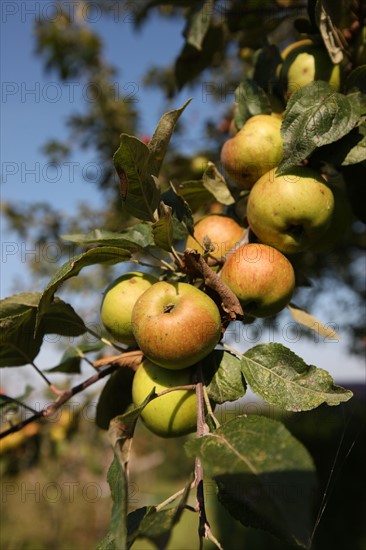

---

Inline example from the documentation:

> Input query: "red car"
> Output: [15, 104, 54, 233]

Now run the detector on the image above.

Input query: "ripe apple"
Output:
[246, 167, 335, 254]
[132, 359, 197, 438]
[132, 281, 222, 369]
[220, 114, 283, 189]
[185, 214, 245, 260]
[100, 271, 157, 345]
[279, 42, 341, 99]
[221, 243, 295, 317]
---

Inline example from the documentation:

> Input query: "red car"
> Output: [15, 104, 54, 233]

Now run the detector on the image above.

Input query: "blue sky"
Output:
[1, 3, 364, 391]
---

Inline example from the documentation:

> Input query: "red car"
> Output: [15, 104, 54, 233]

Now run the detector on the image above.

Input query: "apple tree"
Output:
[1, 1, 365, 549]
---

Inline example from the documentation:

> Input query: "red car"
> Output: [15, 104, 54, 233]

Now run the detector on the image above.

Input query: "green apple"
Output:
[246, 167, 335, 254]
[221, 243, 295, 317]
[132, 281, 222, 369]
[220, 114, 283, 189]
[280, 42, 341, 99]
[132, 359, 197, 438]
[185, 214, 245, 260]
[100, 271, 157, 345]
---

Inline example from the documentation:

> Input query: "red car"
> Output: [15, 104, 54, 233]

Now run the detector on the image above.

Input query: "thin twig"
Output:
[0, 362, 120, 440]
[155, 482, 195, 512]
[30, 361, 62, 394]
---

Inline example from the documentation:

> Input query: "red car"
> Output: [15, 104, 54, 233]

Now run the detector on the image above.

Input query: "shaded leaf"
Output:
[174, 180, 214, 212]
[45, 343, 103, 374]
[0, 309, 42, 367]
[161, 184, 194, 235]
[41, 300, 87, 337]
[175, 25, 225, 90]
[152, 202, 174, 251]
[202, 162, 235, 206]
[106, 454, 128, 550]
[0, 294, 87, 367]
[234, 79, 271, 129]
[127, 481, 191, 549]
[185, 415, 317, 548]
[96, 368, 135, 430]
[278, 82, 366, 172]
[316, 122, 366, 165]
[186, 1, 213, 50]
[148, 99, 192, 176]
[241, 343, 353, 412]
[287, 303, 340, 340]
[345, 66, 366, 94]
[36, 246, 131, 331]
[114, 134, 160, 222]
[202, 350, 246, 404]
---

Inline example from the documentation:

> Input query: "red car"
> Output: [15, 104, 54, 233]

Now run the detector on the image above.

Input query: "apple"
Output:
[132, 281, 222, 369]
[246, 167, 335, 254]
[221, 243, 295, 317]
[100, 271, 157, 345]
[279, 42, 341, 99]
[185, 214, 245, 261]
[220, 114, 283, 189]
[132, 359, 197, 438]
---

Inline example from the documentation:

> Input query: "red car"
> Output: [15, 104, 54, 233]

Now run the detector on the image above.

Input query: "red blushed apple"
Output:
[220, 243, 295, 317]
[132, 281, 222, 369]
[185, 214, 245, 261]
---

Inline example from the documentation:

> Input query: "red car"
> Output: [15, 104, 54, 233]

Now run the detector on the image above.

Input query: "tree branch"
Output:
[0, 351, 143, 440]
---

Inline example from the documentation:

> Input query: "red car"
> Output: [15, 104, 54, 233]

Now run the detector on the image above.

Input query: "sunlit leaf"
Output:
[241, 343, 353, 411]
[203, 162, 235, 205]
[278, 82, 366, 172]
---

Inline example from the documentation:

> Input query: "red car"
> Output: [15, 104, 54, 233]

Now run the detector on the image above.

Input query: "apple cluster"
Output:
[99, 38, 352, 440]
[100, 275, 222, 438]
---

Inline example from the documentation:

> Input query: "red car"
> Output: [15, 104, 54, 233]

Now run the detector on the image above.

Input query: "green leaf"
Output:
[161, 184, 194, 236]
[202, 162, 235, 205]
[127, 480, 192, 549]
[45, 343, 103, 374]
[41, 300, 87, 337]
[317, 122, 366, 165]
[241, 343, 353, 412]
[278, 82, 366, 172]
[345, 65, 366, 94]
[96, 368, 135, 430]
[106, 454, 128, 550]
[175, 180, 214, 212]
[234, 79, 272, 129]
[152, 202, 174, 251]
[0, 309, 42, 367]
[186, 415, 317, 548]
[61, 228, 147, 252]
[121, 223, 155, 248]
[0, 294, 87, 367]
[114, 134, 160, 222]
[186, 1, 213, 50]
[36, 246, 131, 331]
[202, 350, 246, 404]
[147, 99, 192, 177]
